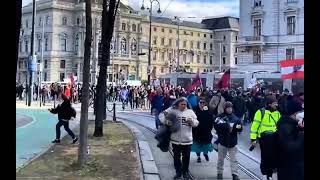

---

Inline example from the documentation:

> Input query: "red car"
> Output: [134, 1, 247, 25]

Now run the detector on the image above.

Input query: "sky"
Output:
[22, 0, 239, 22]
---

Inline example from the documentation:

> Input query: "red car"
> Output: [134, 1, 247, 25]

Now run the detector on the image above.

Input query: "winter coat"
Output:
[159, 107, 199, 145]
[192, 106, 214, 144]
[209, 95, 225, 115]
[152, 94, 164, 113]
[213, 113, 242, 148]
[50, 101, 76, 121]
[275, 115, 304, 180]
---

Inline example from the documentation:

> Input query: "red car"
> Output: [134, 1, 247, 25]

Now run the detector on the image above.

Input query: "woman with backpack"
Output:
[49, 94, 78, 144]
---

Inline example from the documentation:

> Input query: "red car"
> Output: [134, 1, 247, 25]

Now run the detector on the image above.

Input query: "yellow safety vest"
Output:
[250, 109, 281, 140]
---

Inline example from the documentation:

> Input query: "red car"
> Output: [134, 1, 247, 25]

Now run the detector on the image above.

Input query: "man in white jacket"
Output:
[159, 97, 199, 180]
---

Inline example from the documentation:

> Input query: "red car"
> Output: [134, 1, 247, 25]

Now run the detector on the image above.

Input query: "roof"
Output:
[151, 16, 210, 30]
[201, 16, 239, 30]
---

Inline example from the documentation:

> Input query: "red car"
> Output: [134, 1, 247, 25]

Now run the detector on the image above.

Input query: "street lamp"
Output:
[141, 0, 161, 85]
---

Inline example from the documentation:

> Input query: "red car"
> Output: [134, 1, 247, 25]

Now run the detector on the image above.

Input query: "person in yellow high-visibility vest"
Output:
[250, 96, 281, 180]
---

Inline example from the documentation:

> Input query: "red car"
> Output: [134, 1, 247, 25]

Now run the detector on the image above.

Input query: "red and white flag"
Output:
[280, 59, 304, 80]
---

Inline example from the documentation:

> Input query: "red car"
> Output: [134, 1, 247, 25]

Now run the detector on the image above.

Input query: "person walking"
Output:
[159, 97, 199, 180]
[152, 88, 164, 129]
[49, 94, 78, 144]
[192, 99, 214, 163]
[214, 102, 242, 180]
[250, 96, 281, 180]
[275, 99, 304, 180]
[209, 90, 225, 116]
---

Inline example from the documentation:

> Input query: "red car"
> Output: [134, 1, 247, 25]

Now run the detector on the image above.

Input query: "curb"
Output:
[121, 120, 161, 180]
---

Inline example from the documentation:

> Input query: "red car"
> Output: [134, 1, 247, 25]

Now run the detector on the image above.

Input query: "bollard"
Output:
[113, 102, 116, 122]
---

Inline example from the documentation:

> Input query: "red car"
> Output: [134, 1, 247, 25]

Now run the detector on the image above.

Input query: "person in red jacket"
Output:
[64, 83, 71, 99]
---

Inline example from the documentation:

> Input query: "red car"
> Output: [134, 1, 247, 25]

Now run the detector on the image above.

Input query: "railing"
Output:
[245, 36, 264, 41]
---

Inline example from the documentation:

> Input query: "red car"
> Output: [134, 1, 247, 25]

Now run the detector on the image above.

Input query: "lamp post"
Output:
[141, 0, 161, 85]
[174, 16, 181, 72]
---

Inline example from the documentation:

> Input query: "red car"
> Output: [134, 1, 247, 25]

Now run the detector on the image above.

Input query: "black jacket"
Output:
[276, 115, 304, 180]
[232, 96, 246, 118]
[192, 106, 214, 144]
[50, 101, 76, 121]
[214, 113, 242, 148]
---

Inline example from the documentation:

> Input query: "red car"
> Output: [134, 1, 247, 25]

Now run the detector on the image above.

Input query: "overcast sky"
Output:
[22, 0, 239, 22]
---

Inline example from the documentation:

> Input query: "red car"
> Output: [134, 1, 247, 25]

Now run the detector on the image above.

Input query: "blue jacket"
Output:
[152, 95, 164, 112]
[187, 94, 198, 109]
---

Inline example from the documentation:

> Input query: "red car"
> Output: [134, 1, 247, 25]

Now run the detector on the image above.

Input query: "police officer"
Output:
[250, 96, 281, 180]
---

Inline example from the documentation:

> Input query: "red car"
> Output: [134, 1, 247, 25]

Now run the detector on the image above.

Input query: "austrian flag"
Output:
[280, 59, 304, 80]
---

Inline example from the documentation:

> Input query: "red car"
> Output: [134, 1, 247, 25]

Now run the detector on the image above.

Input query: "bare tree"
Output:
[16, 0, 22, 75]
[78, 0, 92, 166]
[93, 0, 120, 137]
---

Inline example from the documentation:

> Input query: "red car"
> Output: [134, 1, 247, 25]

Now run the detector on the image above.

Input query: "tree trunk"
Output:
[93, 0, 120, 137]
[16, 0, 22, 75]
[78, 0, 92, 167]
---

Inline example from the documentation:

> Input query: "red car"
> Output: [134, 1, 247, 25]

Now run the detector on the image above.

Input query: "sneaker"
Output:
[204, 154, 209, 161]
[72, 137, 78, 144]
[232, 174, 240, 180]
[52, 139, 60, 143]
[217, 174, 223, 179]
[182, 172, 191, 180]
[197, 157, 201, 163]
[173, 173, 182, 180]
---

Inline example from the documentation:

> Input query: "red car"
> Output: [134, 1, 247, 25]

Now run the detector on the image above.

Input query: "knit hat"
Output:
[265, 96, 277, 105]
[224, 101, 233, 109]
[286, 99, 303, 116]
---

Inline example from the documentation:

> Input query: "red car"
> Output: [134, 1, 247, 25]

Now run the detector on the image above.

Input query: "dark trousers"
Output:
[56, 120, 75, 140]
[172, 144, 192, 175]
[259, 133, 276, 177]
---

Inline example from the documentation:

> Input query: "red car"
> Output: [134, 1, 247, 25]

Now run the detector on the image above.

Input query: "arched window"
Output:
[131, 38, 137, 55]
[121, 37, 127, 54]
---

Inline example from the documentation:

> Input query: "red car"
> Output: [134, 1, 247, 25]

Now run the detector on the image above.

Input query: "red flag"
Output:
[187, 73, 202, 92]
[218, 69, 230, 89]
[280, 59, 304, 80]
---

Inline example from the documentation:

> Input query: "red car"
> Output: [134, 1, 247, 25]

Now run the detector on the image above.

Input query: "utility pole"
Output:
[28, 0, 36, 106]
[39, 19, 45, 107]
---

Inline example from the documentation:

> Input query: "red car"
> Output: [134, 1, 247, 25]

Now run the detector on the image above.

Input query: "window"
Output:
[183, 54, 186, 63]
[46, 16, 50, 25]
[121, 37, 127, 54]
[254, 19, 262, 38]
[45, 37, 48, 51]
[161, 67, 164, 73]
[287, 16, 296, 35]
[19, 61, 23, 69]
[235, 35, 238, 41]
[183, 41, 187, 48]
[235, 57, 238, 64]
[19, 41, 22, 52]
[169, 39, 172, 46]
[152, 51, 157, 61]
[122, 23, 126, 30]
[140, 27, 143, 32]
[286, 48, 295, 60]
[60, 35, 67, 51]
[44, 72, 47, 81]
[37, 38, 41, 52]
[26, 20, 28, 28]
[176, 30, 178, 34]
[60, 60, 66, 68]
[203, 43, 206, 50]
[38, 17, 42, 27]
[161, 52, 165, 61]
[191, 32, 193, 36]
[176, 39, 179, 47]
[223, 35, 226, 41]
[161, 38, 165, 45]
[210, 43, 212, 50]
[75, 34, 79, 54]
[197, 55, 200, 63]
[203, 55, 207, 64]
[77, 18, 80, 26]
[153, 37, 157, 45]
[60, 73, 65, 81]
[210, 34, 213, 39]
[190, 41, 193, 49]
[44, 60, 48, 69]
[253, 49, 261, 63]
[25, 40, 28, 52]
[132, 24, 136, 32]
[204, 34, 206, 38]
[235, 47, 238, 53]
[184, 31, 187, 35]
[168, 53, 172, 61]
[254, 0, 262, 7]
[154, 27, 157, 32]
[197, 42, 200, 49]
[198, 33, 200, 37]
[223, 57, 226, 65]
[223, 45, 226, 53]
[161, 28, 164, 32]
[190, 53, 194, 63]
[169, 29, 172, 33]
[62, 17, 67, 25]
[210, 56, 213, 64]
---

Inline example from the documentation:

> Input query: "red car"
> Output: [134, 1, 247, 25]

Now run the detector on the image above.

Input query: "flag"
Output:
[187, 72, 202, 92]
[217, 69, 230, 89]
[280, 59, 304, 80]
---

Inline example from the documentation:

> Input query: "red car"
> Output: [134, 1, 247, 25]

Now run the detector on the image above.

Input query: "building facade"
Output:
[17, 0, 239, 84]
[237, 0, 304, 73]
